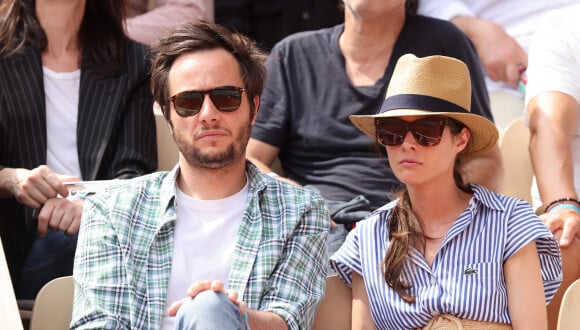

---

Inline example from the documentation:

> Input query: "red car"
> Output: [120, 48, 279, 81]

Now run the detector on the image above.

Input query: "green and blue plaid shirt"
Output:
[71, 162, 329, 330]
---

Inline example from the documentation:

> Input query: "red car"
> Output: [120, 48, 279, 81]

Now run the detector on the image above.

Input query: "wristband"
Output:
[549, 203, 580, 214]
[244, 311, 249, 324]
[544, 197, 580, 213]
[266, 172, 280, 178]
[68, 191, 95, 202]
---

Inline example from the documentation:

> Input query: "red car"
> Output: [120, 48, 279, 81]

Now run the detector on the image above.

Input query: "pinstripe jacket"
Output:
[0, 39, 158, 283]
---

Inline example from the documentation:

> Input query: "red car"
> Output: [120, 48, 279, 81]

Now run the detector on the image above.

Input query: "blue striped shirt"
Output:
[330, 184, 562, 329]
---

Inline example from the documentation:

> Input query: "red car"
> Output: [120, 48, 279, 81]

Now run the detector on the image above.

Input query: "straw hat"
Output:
[349, 54, 498, 157]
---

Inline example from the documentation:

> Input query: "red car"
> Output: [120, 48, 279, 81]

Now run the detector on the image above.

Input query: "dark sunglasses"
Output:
[168, 86, 246, 117]
[375, 117, 449, 147]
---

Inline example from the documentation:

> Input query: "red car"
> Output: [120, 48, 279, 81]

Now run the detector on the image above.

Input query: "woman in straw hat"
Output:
[330, 54, 562, 329]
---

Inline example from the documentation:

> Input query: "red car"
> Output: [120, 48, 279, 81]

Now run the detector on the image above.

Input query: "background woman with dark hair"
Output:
[0, 0, 157, 299]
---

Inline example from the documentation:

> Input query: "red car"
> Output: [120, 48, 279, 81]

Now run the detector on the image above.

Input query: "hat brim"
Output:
[350, 109, 498, 157]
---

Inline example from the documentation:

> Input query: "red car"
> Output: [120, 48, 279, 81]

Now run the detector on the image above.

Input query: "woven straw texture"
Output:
[423, 314, 512, 330]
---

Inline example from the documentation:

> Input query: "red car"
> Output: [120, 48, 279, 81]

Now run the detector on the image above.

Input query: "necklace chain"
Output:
[423, 233, 445, 240]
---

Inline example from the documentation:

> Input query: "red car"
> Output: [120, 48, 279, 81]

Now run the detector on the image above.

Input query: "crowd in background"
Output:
[1, 0, 579, 329]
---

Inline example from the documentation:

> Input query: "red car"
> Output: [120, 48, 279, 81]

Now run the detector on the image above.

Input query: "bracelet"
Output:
[549, 203, 580, 214]
[544, 197, 580, 213]
[68, 191, 95, 201]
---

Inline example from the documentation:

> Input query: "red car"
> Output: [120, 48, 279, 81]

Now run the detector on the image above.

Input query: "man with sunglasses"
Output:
[71, 21, 329, 330]
[246, 0, 503, 258]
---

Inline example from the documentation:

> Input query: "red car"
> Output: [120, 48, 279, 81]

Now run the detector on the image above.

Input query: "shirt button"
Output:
[302, 11, 310, 20]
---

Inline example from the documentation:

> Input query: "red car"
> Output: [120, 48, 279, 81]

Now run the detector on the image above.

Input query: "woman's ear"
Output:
[455, 127, 471, 154]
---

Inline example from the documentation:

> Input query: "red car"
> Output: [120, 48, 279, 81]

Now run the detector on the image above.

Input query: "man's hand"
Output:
[167, 280, 247, 317]
[540, 209, 580, 247]
[37, 198, 84, 237]
[8, 165, 78, 208]
[452, 16, 527, 87]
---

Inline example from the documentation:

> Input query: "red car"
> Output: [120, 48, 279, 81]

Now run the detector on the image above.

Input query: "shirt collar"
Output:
[158, 161, 269, 219]
[375, 183, 506, 215]
[468, 183, 506, 212]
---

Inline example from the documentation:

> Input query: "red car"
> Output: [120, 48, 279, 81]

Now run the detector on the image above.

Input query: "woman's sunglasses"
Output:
[168, 86, 246, 117]
[375, 117, 449, 147]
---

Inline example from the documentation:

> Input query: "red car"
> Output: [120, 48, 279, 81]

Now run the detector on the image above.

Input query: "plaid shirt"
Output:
[71, 162, 329, 330]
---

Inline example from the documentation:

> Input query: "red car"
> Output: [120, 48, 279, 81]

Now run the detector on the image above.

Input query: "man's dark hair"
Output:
[149, 21, 268, 121]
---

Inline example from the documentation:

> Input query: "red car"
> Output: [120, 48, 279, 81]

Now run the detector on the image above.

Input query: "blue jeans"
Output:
[326, 224, 349, 275]
[174, 291, 250, 330]
[17, 230, 77, 299]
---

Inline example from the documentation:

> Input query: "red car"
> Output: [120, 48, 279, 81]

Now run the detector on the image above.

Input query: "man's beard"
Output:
[174, 123, 251, 169]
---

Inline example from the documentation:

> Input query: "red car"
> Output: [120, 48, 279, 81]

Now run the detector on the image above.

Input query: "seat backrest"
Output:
[498, 117, 533, 204]
[557, 278, 580, 330]
[155, 112, 180, 171]
[312, 275, 352, 330]
[26, 274, 352, 329]
[0, 237, 23, 330]
[29, 276, 74, 330]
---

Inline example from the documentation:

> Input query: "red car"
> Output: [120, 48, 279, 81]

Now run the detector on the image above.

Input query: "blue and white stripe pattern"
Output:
[330, 184, 562, 330]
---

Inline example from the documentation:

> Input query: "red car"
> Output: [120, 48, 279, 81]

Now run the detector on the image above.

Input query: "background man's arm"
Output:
[461, 144, 504, 192]
[246, 138, 300, 186]
[528, 92, 580, 245]
[125, 0, 214, 44]
[418, 0, 527, 87]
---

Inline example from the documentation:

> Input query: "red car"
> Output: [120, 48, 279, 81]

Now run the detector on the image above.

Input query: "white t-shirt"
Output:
[523, 4, 580, 208]
[160, 179, 249, 330]
[44, 67, 82, 179]
[418, 0, 580, 95]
